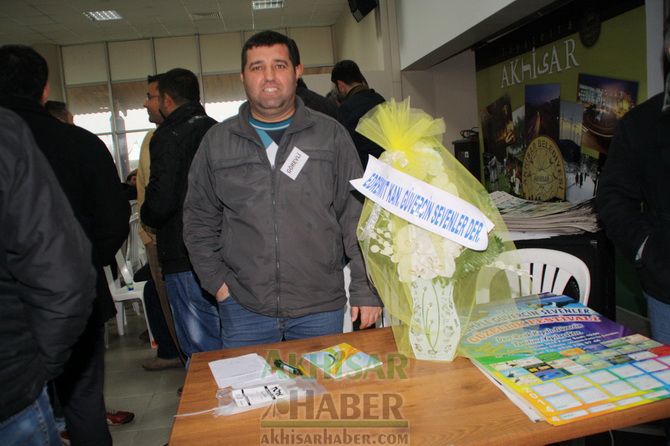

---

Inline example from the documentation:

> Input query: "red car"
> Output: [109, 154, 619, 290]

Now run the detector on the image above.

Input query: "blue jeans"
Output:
[0, 387, 60, 446]
[144, 277, 180, 359]
[645, 293, 670, 445]
[218, 296, 344, 349]
[164, 271, 222, 357]
[646, 293, 670, 345]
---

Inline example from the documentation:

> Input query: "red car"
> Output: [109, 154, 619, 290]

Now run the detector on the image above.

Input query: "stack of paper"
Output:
[460, 294, 670, 426]
[490, 191, 599, 235]
[208, 353, 287, 389]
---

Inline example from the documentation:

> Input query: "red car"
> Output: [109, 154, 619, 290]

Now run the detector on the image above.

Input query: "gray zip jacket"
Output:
[183, 98, 380, 317]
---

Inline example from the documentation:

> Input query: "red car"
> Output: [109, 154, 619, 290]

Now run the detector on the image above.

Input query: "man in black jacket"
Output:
[296, 78, 337, 118]
[141, 68, 220, 357]
[331, 59, 385, 168]
[597, 91, 670, 345]
[0, 107, 96, 445]
[0, 45, 130, 446]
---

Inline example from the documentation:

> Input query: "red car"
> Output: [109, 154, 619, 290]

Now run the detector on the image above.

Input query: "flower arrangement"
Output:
[354, 99, 515, 361]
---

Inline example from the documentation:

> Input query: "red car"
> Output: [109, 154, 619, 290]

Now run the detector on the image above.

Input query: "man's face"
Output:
[143, 81, 163, 124]
[241, 44, 303, 122]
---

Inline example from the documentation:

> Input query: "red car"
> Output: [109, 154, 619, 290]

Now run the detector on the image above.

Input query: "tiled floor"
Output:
[104, 307, 185, 446]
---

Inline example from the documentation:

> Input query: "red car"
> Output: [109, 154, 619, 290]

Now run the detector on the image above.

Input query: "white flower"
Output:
[394, 225, 463, 283]
[430, 173, 459, 196]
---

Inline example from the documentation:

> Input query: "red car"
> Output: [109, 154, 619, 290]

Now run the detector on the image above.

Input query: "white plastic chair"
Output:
[477, 248, 591, 305]
[125, 209, 147, 273]
[104, 250, 154, 347]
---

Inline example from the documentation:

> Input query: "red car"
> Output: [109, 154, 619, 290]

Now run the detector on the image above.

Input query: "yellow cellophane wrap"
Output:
[355, 99, 538, 361]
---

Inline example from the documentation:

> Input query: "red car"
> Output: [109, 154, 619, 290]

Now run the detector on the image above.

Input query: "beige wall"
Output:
[399, 50, 479, 152]
[33, 43, 64, 101]
[332, 7, 383, 70]
[431, 50, 478, 152]
[332, 0, 399, 101]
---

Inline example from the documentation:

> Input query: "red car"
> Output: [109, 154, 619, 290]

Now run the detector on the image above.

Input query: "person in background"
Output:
[122, 169, 138, 201]
[296, 77, 337, 118]
[42, 92, 137, 432]
[137, 73, 184, 371]
[45, 100, 74, 124]
[0, 44, 130, 446]
[330, 59, 385, 168]
[0, 106, 96, 446]
[597, 36, 670, 347]
[183, 30, 381, 349]
[141, 68, 220, 358]
[596, 23, 670, 444]
[325, 88, 341, 108]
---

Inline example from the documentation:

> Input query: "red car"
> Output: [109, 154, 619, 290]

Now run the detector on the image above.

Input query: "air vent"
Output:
[190, 11, 222, 21]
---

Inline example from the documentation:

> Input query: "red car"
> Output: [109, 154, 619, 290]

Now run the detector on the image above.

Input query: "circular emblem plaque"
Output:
[522, 136, 566, 201]
[579, 8, 601, 48]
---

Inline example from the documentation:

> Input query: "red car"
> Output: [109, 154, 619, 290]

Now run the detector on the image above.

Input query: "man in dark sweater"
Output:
[597, 91, 670, 344]
[141, 68, 221, 357]
[331, 59, 386, 168]
[296, 78, 337, 118]
[0, 45, 130, 445]
[0, 107, 96, 446]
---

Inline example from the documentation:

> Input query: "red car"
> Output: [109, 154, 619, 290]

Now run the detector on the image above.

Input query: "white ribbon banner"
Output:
[351, 156, 494, 251]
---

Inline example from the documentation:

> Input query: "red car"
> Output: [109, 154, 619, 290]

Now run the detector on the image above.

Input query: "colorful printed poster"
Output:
[460, 295, 670, 425]
[475, 1, 647, 202]
[577, 73, 638, 155]
[525, 84, 561, 146]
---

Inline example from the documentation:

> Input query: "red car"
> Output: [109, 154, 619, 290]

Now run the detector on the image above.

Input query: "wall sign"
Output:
[476, 0, 645, 203]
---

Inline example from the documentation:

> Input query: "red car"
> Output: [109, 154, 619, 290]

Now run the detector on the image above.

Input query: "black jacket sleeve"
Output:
[0, 110, 97, 379]
[596, 109, 652, 263]
[84, 137, 130, 267]
[141, 131, 183, 229]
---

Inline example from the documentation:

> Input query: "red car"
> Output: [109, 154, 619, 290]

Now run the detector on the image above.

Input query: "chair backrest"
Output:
[476, 248, 591, 305]
[125, 210, 146, 273]
[103, 250, 137, 294]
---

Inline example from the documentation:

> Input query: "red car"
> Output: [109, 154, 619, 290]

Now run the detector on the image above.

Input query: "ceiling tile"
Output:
[195, 21, 227, 34]
[1, 0, 347, 45]
[14, 15, 57, 26]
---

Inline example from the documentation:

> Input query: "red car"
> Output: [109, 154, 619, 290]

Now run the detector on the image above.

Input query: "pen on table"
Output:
[274, 359, 303, 376]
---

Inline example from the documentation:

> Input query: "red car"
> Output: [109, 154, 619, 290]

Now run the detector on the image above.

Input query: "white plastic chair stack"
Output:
[104, 250, 154, 347]
[125, 210, 147, 273]
[476, 248, 591, 305]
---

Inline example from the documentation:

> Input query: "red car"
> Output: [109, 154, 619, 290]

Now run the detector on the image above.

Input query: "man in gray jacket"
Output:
[184, 31, 381, 348]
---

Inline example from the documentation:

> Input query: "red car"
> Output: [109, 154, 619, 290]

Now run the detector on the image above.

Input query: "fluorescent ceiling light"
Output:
[83, 10, 123, 21]
[252, 0, 284, 10]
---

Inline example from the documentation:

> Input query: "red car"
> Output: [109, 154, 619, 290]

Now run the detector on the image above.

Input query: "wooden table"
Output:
[170, 328, 670, 445]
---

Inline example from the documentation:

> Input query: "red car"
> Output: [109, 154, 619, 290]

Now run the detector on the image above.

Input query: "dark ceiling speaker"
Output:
[348, 0, 378, 22]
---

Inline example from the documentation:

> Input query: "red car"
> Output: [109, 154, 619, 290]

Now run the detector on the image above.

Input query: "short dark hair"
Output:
[241, 30, 300, 71]
[331, 60, 367, 85]
[147, 73, 163, 84]
[0, 44, 48, 101]
[45, 100, 70, 122]
[157, 68, 200, 105]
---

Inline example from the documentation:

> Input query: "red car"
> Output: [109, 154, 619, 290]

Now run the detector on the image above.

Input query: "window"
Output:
[61, 32, 334, 177]
[202, 73, 246, 121]
[67, 83, 114, 157]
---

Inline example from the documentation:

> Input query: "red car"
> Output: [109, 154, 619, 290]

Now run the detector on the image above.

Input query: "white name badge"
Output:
[351, 156, 494, 251]
[280, 147, 309, 180]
